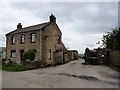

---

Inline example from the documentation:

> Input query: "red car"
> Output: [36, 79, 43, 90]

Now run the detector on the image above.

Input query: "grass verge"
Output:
[0, 65, 2, 70]
[105, 64, 120, 72]
[2, 63, 26, 72]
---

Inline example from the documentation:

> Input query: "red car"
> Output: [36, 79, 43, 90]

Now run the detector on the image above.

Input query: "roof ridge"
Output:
[22, 22, 49, 29]
[6, 22, 50, 35]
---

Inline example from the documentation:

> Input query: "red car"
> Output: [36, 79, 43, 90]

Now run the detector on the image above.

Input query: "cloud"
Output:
[0, 2, 118, 53]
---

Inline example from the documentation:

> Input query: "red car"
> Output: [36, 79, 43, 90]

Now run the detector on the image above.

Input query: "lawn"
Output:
[2, 63, 26, 71]
[0, 65, 2, 70]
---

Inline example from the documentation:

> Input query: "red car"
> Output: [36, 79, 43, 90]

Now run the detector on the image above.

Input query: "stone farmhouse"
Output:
[6, 14, 68, 65]
[6, 14, 78, 65]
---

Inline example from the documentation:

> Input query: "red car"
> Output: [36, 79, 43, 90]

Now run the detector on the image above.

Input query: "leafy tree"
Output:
[23, 50, 35, 61]
[102, 27, 120, 51]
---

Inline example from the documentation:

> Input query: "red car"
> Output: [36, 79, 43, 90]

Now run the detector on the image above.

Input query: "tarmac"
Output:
[2, 59, 119, 88]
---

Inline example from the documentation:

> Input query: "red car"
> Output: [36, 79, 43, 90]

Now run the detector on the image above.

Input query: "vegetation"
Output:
[2, 62, 35, 71]
[2, 63, 26, 71]
[0, 65, 2, 70]
[2, 49, 36, 72]
[102, 27, 120, 51]
[23, 50, 35, 61]
[102, 27, 120, 72]
[105, 64, 120, 72]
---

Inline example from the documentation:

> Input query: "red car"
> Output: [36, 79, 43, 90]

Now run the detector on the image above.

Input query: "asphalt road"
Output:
[0, 70, 2, 89]
[2, 59, 119, 88]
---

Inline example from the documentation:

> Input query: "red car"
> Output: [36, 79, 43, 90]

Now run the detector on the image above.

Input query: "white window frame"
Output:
[48, 49, 51, 59]
[31, 33, 36, 43]
[11, 50, 16, 58]
[21, 34, 25, 43]
[12, 36, 15, 44]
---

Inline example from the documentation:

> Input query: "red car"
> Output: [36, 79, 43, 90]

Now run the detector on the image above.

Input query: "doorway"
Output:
[20, 50, 24, 61]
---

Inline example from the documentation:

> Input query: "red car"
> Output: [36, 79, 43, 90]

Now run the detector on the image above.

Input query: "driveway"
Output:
[2, 59, 119, 88]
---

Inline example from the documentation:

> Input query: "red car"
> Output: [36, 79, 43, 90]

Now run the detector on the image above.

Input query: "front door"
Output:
[20, 50, 24, 61]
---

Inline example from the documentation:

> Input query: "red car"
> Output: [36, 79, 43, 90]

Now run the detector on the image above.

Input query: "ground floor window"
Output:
[48, 49, 51, 59]
[11, 50, 16, 58]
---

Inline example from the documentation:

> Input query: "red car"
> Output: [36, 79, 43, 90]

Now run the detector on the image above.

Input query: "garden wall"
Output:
[109, 51, 120, 68]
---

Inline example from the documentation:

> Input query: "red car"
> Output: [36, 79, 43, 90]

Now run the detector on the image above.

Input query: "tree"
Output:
[102, 27, 120, 51]
[23, 50, 35, 61]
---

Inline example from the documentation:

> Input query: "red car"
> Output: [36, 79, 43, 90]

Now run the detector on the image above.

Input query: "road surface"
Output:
[2, 59, 119, 88]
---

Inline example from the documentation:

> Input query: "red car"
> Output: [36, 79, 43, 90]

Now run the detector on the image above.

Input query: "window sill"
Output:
[11, 57, 16, 58]
[31, 42, 35, 43]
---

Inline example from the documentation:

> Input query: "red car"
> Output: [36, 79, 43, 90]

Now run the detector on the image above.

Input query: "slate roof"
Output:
[6, 22, 50, 35]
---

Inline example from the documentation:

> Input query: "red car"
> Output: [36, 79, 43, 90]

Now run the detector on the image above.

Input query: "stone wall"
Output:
[109, 51, 120, 68]
[53, 51, 64, 65]
[6, 30, 41, 63]
[6, 21, 66, 66]
[43, 22, 65, 65]
[67, 50, 78, 61]
[64, 54, 69, 63]
[84, 47, 120, 66]
[25, 60, 46, 69]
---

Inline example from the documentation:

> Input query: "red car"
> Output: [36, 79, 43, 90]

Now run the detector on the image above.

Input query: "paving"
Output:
[2, 59, 119, 88]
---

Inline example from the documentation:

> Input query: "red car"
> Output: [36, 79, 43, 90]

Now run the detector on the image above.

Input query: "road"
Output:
[0, 70, 2, 89]
[2, 59, 119, 88]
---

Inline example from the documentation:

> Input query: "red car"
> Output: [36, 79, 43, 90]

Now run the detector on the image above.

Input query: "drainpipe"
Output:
[16, 23, 22, 63]
[40, 29, 42, 60]
[16, 28, 19, 63]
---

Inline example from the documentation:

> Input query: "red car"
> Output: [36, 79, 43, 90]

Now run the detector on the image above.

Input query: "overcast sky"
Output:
[0, 0, 118, 53]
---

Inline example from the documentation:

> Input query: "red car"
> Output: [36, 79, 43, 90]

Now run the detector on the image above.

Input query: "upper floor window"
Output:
[31, 33, 36, 43]
[11, 50, 16, 58]
[58, 35, 61, 44]
[11, 36, 15, 45]
[20, 34, 25, 44]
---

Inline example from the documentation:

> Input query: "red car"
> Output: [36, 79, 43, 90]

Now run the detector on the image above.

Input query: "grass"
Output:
[0, 65, 2, 70]
[105, 64, 120, 72]
[2, 63, 27, 72]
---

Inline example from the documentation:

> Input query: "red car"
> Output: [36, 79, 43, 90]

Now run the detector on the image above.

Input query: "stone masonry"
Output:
[6, 14, 66, 65]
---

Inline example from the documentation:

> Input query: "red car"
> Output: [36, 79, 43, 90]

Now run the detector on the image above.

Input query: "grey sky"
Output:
[0, 1, 118, 53]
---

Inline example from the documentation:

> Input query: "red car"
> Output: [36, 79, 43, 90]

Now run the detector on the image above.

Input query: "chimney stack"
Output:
[17, 23, 22, 29]
[49, 13, 56, 22]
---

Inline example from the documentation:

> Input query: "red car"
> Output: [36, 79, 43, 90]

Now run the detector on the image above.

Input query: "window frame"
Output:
[48, 49, 51, 59]
[20, 34, 25, 44]
[11, 36, 15, 45]
[31, 33, 36, 43]
[58, 35, 61, 44]
[11, 50, 16, 58]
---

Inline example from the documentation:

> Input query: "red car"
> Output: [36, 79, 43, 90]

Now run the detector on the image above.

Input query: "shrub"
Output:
[2, 63, 26, 71]
[102, 27, 120, 51]
[23, 50, 35, 61]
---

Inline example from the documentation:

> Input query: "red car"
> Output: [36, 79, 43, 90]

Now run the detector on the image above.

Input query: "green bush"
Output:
[23, 50, 35, 61]
[2, 63, 26, 71]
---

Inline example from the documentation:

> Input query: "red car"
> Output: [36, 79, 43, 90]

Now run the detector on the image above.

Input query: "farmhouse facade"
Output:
[6, 14, 66, 65]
